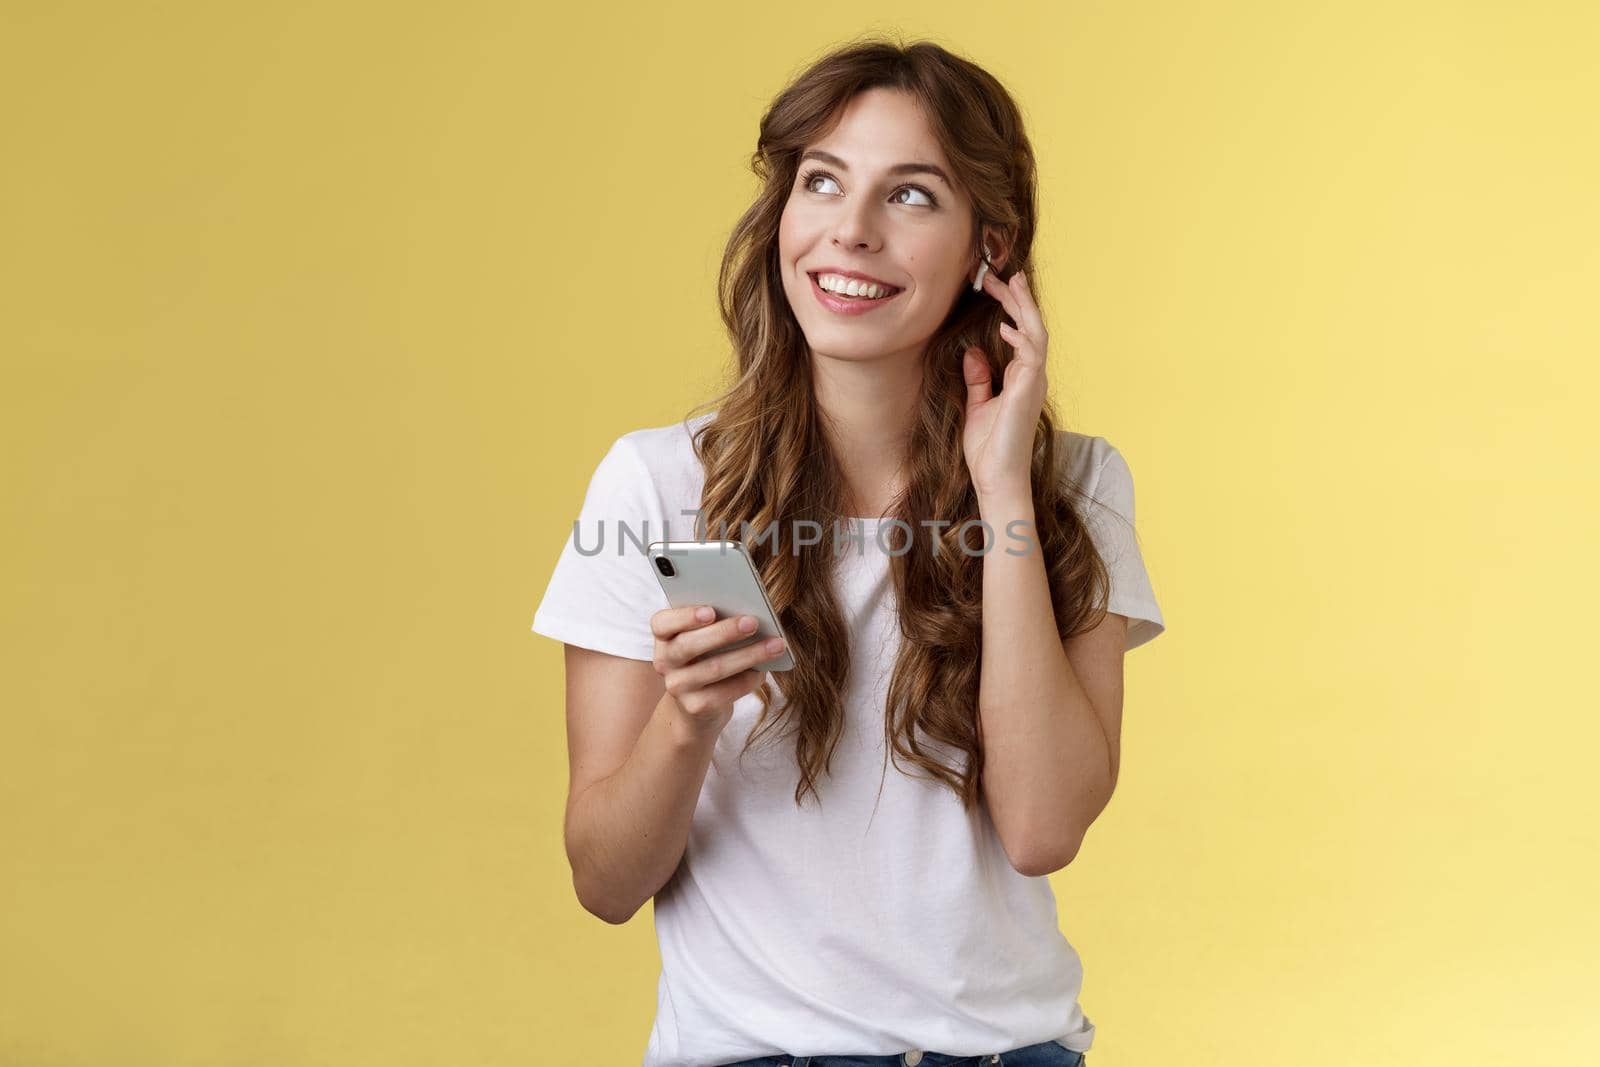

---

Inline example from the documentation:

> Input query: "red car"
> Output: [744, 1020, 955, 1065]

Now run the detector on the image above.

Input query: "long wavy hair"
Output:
[683, 37, 1113, 812]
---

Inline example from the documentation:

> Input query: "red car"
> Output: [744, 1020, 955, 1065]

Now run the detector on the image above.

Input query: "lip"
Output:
[807, 270, 905, 317]
[809, 266, 901, 289]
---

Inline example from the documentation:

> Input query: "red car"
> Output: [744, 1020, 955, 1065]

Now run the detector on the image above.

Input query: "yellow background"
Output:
[3, 2, 1596, 1064]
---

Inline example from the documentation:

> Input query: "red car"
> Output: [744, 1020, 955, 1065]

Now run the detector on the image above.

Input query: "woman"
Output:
[533, 38, 1166, 1067]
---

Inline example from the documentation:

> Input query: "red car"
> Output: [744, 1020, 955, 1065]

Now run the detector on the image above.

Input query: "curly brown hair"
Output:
[683, 37, 1113, 812]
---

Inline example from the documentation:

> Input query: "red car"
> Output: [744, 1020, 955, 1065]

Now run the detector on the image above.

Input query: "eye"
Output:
[891, 185, 937, 207]
[798, 167, 940, 208]
[801, 169, 842, 196]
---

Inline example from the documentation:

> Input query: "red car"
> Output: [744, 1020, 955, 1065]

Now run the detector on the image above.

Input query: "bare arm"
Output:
[975, 490, 1127, 877]
[563, 661, 719, 924]
[960, 263, 1131, 876]
[562, 608, 784, 923]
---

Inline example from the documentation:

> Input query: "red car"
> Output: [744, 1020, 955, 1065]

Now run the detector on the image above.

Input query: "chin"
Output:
[803, 328, 901, 360]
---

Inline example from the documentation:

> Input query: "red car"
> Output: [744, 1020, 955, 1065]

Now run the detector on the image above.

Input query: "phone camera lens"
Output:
[655, 555, 676, 578]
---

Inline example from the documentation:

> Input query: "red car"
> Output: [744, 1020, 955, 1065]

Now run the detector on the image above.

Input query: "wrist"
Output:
[976, 484, 1034, 519]
[976, 488, 1038, 555]
[661, 694, 729, 749]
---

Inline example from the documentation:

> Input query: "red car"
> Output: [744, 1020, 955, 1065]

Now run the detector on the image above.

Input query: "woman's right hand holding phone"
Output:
[651, 605, 785, 735]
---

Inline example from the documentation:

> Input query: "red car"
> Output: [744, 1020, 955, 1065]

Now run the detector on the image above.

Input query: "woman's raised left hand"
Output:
[960, 268, 1049, 501]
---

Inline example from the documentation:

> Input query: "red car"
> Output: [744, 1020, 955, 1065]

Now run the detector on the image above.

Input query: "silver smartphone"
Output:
[646, 540, 795, 672]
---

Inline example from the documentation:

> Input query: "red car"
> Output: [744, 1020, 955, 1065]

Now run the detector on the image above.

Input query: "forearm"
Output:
[976, 489, 1114, 873]
[565, 692, 722, 923]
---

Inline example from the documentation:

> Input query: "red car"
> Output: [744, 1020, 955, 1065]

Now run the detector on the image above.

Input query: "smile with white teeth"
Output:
[814, 273, 899, 300]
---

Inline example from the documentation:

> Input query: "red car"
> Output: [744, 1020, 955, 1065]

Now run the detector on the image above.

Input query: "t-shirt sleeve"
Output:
[530, 434, 669, 661]
[1082, 445, 1167, 652]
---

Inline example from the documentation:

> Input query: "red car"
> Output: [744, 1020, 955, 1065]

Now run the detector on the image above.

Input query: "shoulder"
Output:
[610, 410, 713, 484]
[1053, 428, 1137, 522]
[1052, 428, 1119, 488]
[585, 411, 712, 515]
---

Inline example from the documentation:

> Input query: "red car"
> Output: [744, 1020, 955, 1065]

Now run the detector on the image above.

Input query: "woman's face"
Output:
[778, 87, 978, 364]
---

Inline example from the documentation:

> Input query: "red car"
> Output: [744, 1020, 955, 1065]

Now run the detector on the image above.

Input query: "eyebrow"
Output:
[799, 149, 953, 188]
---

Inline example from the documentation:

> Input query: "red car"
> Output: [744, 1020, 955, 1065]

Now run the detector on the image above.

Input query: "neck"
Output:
[809, 345, 922, 517]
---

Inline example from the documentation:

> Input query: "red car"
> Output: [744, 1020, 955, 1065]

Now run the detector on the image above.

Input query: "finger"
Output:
[1005, 269, 1048, 341]
[674, 613, 763, 666]
[978, 269, 1024, 328]
[962, 347, 993, 413]
[684, 633, 787, 689]
[982, 269, 1048, 348]
[997, 321, 1040, 365]
[692, 667, 767, 711]
[1002, 353, 1046, 398]
[651, 604, 718, 640]
[998, 324, 1048, 378]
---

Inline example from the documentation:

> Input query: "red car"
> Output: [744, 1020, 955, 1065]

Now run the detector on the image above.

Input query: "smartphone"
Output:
[646, 540, 795, 672]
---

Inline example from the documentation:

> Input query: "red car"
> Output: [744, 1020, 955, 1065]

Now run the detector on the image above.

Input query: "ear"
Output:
[974, 227, 1012, 281]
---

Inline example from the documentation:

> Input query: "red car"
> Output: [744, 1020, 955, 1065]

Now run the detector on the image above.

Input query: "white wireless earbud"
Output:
[972, 243, 994, 291]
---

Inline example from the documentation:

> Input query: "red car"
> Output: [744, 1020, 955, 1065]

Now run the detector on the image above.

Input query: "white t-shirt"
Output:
[532, 411, 1166, 1067]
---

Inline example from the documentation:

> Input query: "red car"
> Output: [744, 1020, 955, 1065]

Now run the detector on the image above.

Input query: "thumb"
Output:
[963, 347, 993, 412]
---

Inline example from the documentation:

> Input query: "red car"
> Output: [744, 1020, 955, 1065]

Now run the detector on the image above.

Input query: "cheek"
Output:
[776, 211, 792, 254]
[906, 244, 964, 298]
[778, 204, 818, 252]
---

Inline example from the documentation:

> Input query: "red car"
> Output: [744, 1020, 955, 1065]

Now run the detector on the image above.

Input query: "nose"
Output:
[830, 194, 883, 252]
